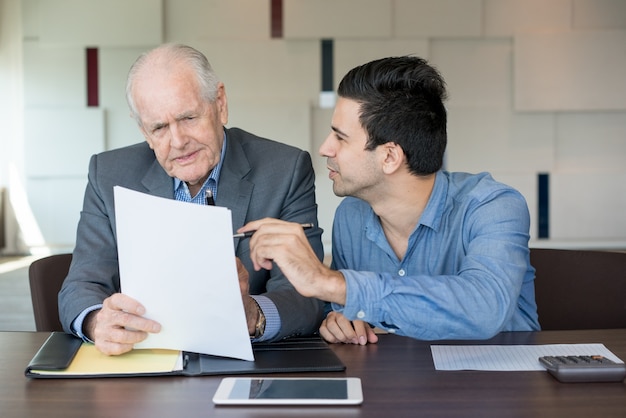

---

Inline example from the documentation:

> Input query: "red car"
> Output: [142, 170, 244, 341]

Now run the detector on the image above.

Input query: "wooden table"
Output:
[2, 329, 625, 417]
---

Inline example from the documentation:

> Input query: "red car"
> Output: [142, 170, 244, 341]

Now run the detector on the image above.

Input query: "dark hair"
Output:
[337, 56, 448, 175]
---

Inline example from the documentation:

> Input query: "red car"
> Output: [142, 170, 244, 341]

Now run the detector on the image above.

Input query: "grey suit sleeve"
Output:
[58, 154, 120, 335]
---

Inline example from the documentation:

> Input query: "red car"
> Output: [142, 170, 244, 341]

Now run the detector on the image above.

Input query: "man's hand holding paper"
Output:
[112, 186, 254, 361]
[85, 293, 161, 356]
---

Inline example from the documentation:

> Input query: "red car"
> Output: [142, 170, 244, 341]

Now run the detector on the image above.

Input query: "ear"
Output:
[215, 82, 229, 125]
[381, 142, 405, 174]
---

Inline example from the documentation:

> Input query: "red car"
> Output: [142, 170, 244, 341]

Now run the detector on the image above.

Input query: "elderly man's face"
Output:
[133, 63, 228, 197]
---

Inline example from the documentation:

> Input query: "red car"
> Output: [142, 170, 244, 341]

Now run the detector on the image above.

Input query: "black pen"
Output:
[205, 189, 215, 206]
[233, 223, 314, 239]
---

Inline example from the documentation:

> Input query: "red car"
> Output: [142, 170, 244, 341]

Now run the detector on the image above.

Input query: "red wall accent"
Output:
[271, 0, 283, 38]
[86, 47, 99, 107]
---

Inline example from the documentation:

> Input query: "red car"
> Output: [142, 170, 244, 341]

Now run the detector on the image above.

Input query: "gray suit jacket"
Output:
[58, 127, 325, 340]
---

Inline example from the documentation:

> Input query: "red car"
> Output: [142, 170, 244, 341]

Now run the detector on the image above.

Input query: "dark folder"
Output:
[25, 332, 346, 379]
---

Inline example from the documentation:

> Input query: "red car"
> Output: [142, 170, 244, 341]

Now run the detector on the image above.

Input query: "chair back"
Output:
[28, 253, 72, 332]
[530, 248, 626, 330]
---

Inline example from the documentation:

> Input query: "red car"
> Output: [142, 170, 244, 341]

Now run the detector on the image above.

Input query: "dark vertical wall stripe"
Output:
[538, 173, 549, 238]
[321, 39, 333, 92]
[270, 0, 283, 38]
[86, 47, 99, 107]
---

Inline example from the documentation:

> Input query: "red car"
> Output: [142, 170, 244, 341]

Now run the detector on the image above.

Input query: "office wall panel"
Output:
[22, 43, 84, 106]
[24, 108, 105, 177]
[573, 0, 626, 30]
[284, 0, 392, 39]
[228, 102, 311, 152]
[550, 172, 626, 240]
[25, 0, 162, 47]
[446, 107, 555, 174]
[555, 112, 626, 172]
[514, 31, 626, 111]
[193, 40, 319, 103]
[26, 177, 86, 247]
[334, 40, 429, 91]
[394, 0, 482, 38]
[484, 0, 571, 37]
[430, 39, 512, 108]
[165, 0, 269, 41]
[99, 47, 150, 150]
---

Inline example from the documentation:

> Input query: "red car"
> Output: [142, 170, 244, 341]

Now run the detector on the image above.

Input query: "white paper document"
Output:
[431, 344, 623, 371]
[114, 186, 254, 361]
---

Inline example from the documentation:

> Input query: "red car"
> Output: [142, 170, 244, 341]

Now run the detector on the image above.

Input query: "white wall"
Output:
[1, 0, 625, 254]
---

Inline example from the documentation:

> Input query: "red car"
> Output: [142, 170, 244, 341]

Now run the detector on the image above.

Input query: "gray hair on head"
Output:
[125, 43, 220, 125]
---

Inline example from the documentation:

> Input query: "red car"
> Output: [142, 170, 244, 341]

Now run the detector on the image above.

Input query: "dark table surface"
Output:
[2, 329, 625, 418]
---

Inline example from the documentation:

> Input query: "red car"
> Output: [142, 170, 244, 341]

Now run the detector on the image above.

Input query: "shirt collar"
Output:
[417, 170, 448, 232]
[364, 170, 448, 242]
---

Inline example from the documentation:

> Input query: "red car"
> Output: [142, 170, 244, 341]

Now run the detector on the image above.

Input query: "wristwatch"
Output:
[251, 298, 266, 339]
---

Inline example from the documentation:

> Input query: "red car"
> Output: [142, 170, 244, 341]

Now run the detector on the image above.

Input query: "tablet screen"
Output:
[231, 378, 347, 400]
[213, 377, 363, 405]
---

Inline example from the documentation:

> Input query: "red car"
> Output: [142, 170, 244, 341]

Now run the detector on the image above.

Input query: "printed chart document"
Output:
[431, 344, 623, 371]
[114, 186, 254, 361]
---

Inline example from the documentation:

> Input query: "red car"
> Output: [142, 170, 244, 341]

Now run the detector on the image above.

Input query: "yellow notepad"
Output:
[32, 343, 183, 376]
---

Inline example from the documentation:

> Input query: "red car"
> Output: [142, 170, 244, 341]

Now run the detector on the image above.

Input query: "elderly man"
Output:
[59, 44, 324, 355]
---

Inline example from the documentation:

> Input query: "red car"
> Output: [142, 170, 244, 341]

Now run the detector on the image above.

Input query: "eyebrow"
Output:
[147, 111, 196, 131]
[331, 125, 348, 138]
[175, 111, 196, 121]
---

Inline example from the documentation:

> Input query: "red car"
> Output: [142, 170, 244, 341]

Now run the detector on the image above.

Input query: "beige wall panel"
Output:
[430, 39, 512, 108]
[228, 102, 311, 153]
[334, 40, 429, 90]
[99, 47, 150, 150]
[23, 43, 84, 106]
[573, 0, 626, 30]
[27, 0, 162, 46]
[555, 112, 626, 172]
[515, 31, 626, 111]
[26, 178, 86, 247]
[446, 107, 555, 174]
[484, 0, 572, 37]
[164, 0, 269, 41]
[24, 107, 104, 177]
[1, 0, 23, 187]
[550, 172, 626, 240]
[193, 40, 319, 103]
[284, 0, 392, 39]
[394, 0, 482, 38]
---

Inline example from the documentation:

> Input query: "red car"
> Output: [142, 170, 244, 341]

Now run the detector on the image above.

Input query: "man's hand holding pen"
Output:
[241, 218, 347, 305]
[242, 218, 377, 346]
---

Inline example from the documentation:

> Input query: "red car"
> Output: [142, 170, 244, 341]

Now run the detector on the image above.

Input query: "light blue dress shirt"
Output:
[74, 134, 280, 341]
[330, 171, 540, 340]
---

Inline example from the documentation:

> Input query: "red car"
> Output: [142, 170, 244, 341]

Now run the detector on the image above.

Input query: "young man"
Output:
[243, 56, 540, 345]
[58, 44, 325, 355]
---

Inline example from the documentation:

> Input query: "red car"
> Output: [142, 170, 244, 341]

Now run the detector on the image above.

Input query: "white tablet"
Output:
[212, 377, 363, 405]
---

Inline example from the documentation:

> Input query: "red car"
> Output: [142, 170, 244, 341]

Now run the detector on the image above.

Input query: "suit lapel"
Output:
[141, 158, 173, 199]
[218, 130, 254, 235]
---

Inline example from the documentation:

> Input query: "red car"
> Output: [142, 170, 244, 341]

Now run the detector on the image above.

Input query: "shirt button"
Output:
[388, 328, 396, 334]
[357, 310, 366, 319]
[398, 269, 406, 276]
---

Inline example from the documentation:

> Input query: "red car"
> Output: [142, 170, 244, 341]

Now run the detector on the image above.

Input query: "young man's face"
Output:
[319, 97, 384, 200]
